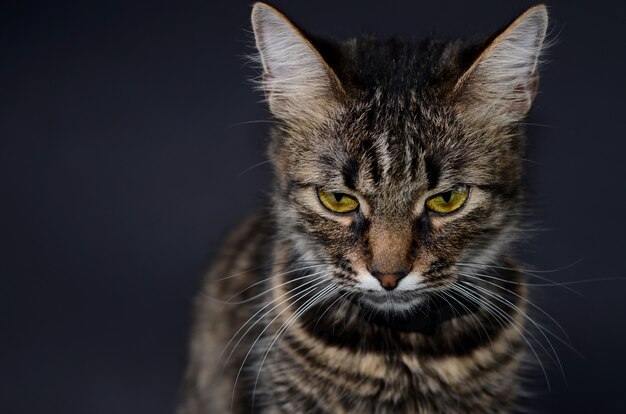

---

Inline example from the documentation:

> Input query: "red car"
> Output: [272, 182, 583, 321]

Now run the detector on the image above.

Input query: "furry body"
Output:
[180, 4, 548, 413]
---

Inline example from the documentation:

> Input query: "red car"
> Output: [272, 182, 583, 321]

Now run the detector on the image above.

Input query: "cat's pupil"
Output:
[441, 191, 452, 203]
[333, 193, 344, 202]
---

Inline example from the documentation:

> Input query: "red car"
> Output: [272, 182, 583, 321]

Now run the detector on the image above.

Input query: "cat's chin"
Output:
[358, 291, 428, 314]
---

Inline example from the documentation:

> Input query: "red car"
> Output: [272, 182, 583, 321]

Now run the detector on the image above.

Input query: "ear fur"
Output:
[251, 3, 343, 123]
[453, 5, 548, 126]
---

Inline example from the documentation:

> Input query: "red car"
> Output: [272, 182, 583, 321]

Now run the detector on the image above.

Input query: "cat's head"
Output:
[251, 3, 548, 312]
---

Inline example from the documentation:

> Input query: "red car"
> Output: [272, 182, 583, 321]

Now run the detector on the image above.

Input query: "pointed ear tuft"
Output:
[453, 5, 548, 126]
[251, 3, 343, 123]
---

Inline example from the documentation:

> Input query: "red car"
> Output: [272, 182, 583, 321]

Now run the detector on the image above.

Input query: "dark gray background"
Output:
[2, 0, 625, 413]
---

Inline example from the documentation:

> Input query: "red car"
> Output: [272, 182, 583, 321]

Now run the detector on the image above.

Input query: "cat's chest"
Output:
[263, 340, 445, 405]
[256, 321, 521, 413]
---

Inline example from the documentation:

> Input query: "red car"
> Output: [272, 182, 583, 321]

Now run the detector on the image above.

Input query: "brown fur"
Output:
[179, 3, 549, 413]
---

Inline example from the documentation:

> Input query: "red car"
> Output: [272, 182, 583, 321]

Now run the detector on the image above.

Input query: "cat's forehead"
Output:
[336, 98, 461, 163]
[349, 98, 454, 140]
[302, 102, 459, 203]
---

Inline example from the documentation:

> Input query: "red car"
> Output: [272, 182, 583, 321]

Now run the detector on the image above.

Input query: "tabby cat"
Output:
[179, 3, 549, 413]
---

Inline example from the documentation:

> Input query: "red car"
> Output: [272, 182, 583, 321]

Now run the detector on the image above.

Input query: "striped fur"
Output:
[179, 3, 549, 413]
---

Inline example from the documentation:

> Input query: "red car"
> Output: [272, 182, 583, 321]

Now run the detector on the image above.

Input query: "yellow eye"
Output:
[317, 189, 359, 213]
[426, 185, 470, 214]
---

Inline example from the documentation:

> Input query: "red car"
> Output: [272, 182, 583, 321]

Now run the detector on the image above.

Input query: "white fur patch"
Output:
[357, 269, 425, 292]
[396, 271, 425, 291]
[356, 270, 384, 292]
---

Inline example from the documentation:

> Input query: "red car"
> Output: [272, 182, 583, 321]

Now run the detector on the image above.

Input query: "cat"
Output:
[179, 2, 549, 413]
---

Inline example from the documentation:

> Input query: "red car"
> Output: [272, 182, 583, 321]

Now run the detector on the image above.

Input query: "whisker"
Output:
[252, 284, 339, 406]
[459, 259, 583, 275]
[226, 119, 280, 128]
[213, 259, 335, 282]
[219, 273, 328, 370]
[459, 271, 572, 342]
[458, 262, 582, 296]
[312, 289, 352, 334]
[461, 281, 567, 384]
[433, 289, 493, 348]
[238, 159, 274, 176]
[463, 276, 578, 356]
[230, 276, 332, 409]
[459, 269, 584, 295]
[451, 283, 552, 390]
[222, 268, 329, 305]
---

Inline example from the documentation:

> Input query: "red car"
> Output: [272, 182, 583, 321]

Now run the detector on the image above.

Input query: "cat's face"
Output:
[270, 100, 523, 312]
[252, 3, 547, 312]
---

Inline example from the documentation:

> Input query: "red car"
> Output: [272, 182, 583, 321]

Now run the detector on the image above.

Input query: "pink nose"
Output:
[371, 271, 407, 290]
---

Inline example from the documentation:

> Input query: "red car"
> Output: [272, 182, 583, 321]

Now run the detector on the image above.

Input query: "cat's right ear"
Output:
[452, 5, 548, 127]
[251, 3, 344, 123]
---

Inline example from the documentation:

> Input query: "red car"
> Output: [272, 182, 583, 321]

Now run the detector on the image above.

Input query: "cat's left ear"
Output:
[251, 3, 344, 124]
[453, 5, 548, 126]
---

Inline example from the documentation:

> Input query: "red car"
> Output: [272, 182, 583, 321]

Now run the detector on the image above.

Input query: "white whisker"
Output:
[230, 276, 332, 410]
[219, 273, 329, 371]
[251, 284, 339, 405]
[451, 282, 552, 389]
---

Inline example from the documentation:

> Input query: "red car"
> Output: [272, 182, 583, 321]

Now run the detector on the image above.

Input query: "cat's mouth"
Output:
[350, 271, 459, 313]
